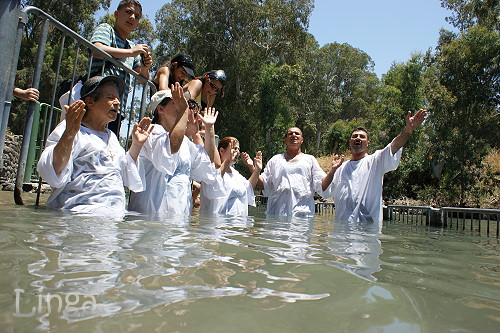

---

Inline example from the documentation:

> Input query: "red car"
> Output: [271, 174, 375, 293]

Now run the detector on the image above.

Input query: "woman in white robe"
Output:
[37, 76, 152, 215]
[128, 84, 219, 217]
[200, 137, 262, 216]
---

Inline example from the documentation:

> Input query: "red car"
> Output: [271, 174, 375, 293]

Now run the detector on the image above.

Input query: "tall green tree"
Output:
[154, 0, 313, 151]
[304, 42, 378, 156]
[378, 55, 431, 201]
[440, 0, 500, 32]
[427, 25, 500, 205]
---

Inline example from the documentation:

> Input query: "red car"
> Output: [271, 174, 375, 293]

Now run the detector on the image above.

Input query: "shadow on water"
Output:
[0, 196, 499, 332]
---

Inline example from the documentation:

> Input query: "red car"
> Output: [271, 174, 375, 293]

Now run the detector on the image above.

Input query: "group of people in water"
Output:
[35, 0, 427, 223]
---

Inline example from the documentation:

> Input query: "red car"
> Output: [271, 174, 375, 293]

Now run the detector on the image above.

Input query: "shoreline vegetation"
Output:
[5, 1, 499, 210]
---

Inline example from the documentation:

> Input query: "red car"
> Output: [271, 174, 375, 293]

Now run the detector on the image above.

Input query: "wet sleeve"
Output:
[36, 121, 76, 189]
[189, 142, 217, 184]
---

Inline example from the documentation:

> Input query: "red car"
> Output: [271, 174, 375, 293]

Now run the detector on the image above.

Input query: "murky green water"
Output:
[0, 197, 498, 332]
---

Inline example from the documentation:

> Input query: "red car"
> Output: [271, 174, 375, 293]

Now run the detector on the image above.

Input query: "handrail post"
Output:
[14, 18, 49, 205]
[0, 0, 23, 171]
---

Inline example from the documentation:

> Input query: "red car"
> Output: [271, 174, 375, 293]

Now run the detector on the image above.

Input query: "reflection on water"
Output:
[0, 202, 498, 332]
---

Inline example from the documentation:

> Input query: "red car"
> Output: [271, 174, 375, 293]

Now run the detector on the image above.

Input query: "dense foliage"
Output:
[10, 0, 499, 207]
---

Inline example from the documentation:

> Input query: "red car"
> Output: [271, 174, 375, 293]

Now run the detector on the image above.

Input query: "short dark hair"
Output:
[117, 0, 142, 14]
[351, 127, 369, 139]
[284, 126, 302, 138]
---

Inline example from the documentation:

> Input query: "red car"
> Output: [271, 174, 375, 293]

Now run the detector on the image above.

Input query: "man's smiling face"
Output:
[349, 130, 370, 155]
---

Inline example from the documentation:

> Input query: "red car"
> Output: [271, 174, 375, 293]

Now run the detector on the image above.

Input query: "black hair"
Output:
[350, 127, 369, 139]
[117, 0, 142, 14]
[284, 126, 302, 138]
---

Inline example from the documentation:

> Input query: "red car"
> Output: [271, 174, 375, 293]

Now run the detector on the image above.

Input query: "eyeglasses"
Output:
[208, 78, 222, 95]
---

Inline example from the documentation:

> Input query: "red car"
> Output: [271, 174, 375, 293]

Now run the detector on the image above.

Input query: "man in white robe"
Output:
[37, 76, 152, 215]
[258, 127, 338, 217]
[324, 109, 427, 223]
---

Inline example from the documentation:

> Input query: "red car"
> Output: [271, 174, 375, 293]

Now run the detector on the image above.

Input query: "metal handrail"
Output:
[11, 6, 157, 205]
[22, 6, 156, 96]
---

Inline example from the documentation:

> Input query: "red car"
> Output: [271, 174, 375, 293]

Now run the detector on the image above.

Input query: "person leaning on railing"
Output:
[13, 87, 39, 102]
[152, 53, 195, 92]
[58, 0, 152, 134]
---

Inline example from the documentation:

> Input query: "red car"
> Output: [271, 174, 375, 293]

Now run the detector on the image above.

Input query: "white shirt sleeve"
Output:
[140, 125, 179, 176]
[189, 140, 217, 184]
[36, 121, 76, 188]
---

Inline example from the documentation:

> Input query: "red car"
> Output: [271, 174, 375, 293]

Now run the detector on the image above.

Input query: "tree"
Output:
[426, 25, 500, 205]
[379, 55, 432, 201]
[154, 0, 313, 153]
[440, 0, 500, 32]
[9, 1, 111, 134]
[302, 42, 378, 156]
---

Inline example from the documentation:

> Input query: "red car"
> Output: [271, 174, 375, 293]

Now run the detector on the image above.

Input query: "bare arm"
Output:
[391, 109, 427, 154]
[92, 42, 149, 59]
[127, 117, 153, 161]
[169, 83, 189, 154]
[198, 107, 221, 167]
[206, 94, 216, 108]
[156, 66, 172, 91]
[185, 79, 202, 101]
[13, 87, 39, 102]
[52, 100, 86, 174]
[321, 154, 344, 191]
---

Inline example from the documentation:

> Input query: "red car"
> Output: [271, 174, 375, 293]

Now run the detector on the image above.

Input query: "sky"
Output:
[105, 0, 454, 78]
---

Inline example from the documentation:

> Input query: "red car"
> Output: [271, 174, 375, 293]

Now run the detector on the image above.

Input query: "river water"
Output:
[0, 194, 498, 332]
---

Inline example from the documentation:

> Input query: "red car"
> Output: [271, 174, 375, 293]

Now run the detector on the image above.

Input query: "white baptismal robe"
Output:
[325, 143, 402, 223]
[37, 120, 143, 215]
[261, 153, 326, 217]
[200, 166, 255, 216]
[128, 124, 217, 216]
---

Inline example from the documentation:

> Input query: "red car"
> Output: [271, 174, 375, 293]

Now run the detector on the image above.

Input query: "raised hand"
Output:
[186, 109, 199, 137]
[253, 151, 263, 172]
[132, 117, 153, 145]
[229, 140, 239, 161]
[128, 117, 153, 161]
[405, 109, 427, 131]
[198, 107, 218, 129]
[64, 100, 86, 137]
[331, 154, 344, 170]
[241, 152, 253, 168]
[170, 82, 188, 112]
